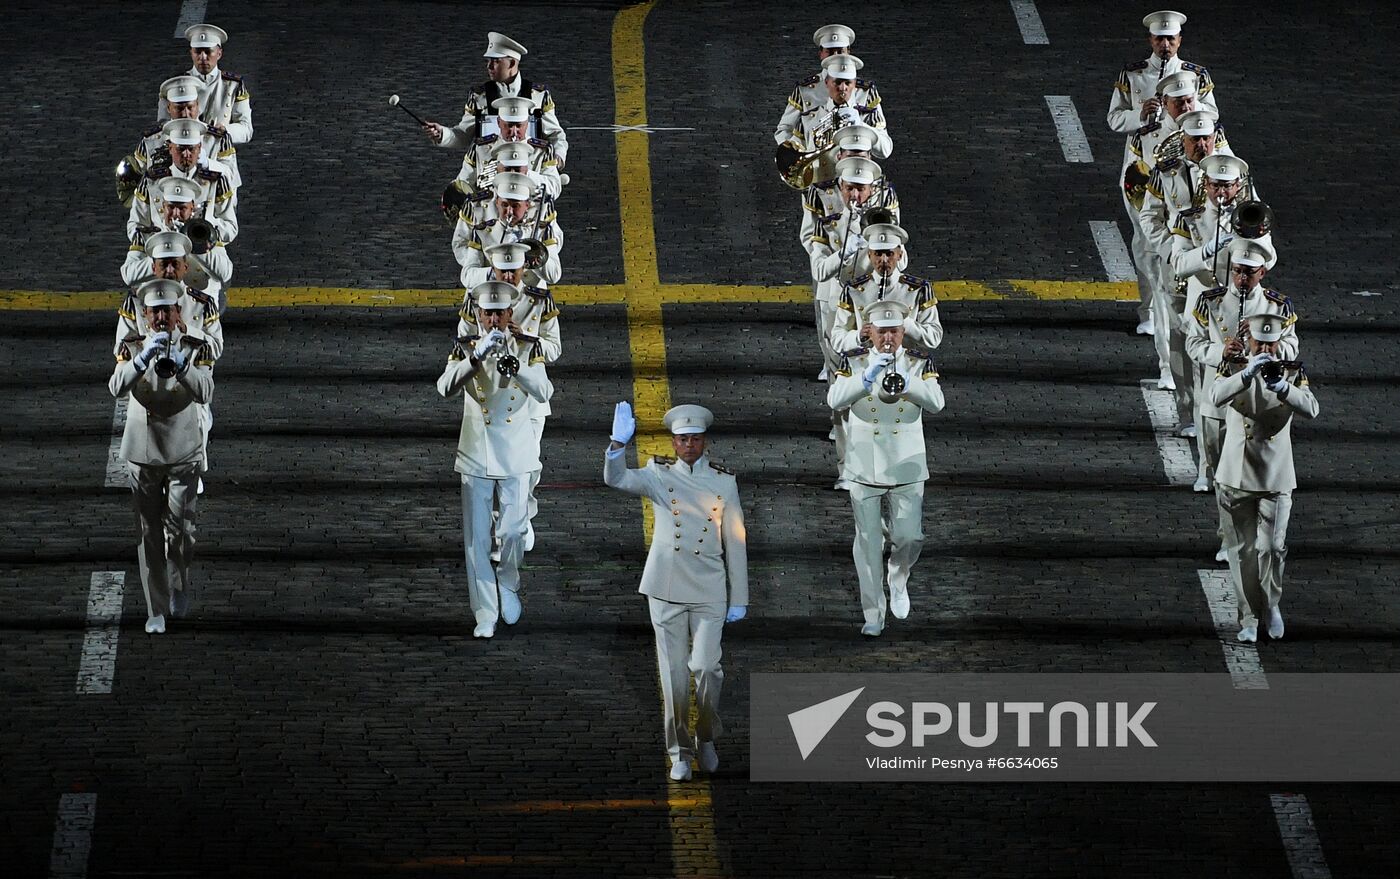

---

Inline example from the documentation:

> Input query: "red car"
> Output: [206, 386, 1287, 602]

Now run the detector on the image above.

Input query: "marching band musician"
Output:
[424, 32, 569, 170]
[773, 25, 858, 158]
[451, 96, 563, 204]
[829, 224, 942, 354]
[121, 181, 234, 308]
[1108, 9, 1218, 338]
[109, 279, 217, 634]
[1186, 238, 1297, 560]
[799, 124, 900, 245]
[127, 119, 239, 246]
[1126, 69, 1204, 391]
[123, 76, 241, 206]
[116, 232, 225, 362]
[458, 242, 562, 553]
[827, 302, 945, 637]
[1138, 108, 1233, 436]
[603, 402, 749, 782]
[158, 26, 253, 158]
[1210, 308, 1318, 643]
[453, 172, 562, 289]
[437, 281, 554, 639]
[775, 53, 892, 171]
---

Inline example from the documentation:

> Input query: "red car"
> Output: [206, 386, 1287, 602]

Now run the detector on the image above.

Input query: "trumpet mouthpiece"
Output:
[388, 94, 400, 106]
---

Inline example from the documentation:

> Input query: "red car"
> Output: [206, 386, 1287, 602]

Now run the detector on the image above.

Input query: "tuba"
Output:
[1231, 200, 1273, 239]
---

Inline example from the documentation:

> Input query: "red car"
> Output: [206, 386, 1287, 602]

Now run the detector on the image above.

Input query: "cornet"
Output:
[877, 341, 905, 396]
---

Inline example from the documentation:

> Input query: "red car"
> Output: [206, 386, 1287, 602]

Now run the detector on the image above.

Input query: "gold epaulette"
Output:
[651, 455, 676, 467]
[708, 461, 734, 475]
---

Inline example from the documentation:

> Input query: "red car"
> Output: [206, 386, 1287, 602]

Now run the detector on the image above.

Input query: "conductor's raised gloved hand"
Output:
[1241, 351, 1275, 380]
[610, 401, 636, 444]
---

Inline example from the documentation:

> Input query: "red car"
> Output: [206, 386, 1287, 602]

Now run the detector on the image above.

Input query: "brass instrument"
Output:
[115, 155, 142, 207]
[441, 180, 469, 224]
[1122, 159, 1152, 211]
[153, 332, 178, 379]
[810, 105, 845, 152]
[496, 353, 520, 378]
[517, 183, 551, 269]
[178, 218, 214, 253]
[1231, 200, 1273, 239]
[1152, 129, 1185, 168]
[774, 142, 828, 191]
[1225, 355, 1303, 384]
[877, 341, 905, 396]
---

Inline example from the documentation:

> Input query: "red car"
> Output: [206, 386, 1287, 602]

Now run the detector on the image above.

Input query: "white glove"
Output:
[725, 606, 747, 623]
[1204, 233, 1235, 258]
[1241, 352, 1275, 380]
[472, 329, 506, 359]
[837, 106, 860, 126]
[134, 332, 169, 371]
[1265, 377, 1290, 396]
[861, 352, 895, 387]
[610, 401, 636, 444]
[842, 234, 867, 258]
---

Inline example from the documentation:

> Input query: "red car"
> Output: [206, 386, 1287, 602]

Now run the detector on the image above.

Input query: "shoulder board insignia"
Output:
[523, 285, 550, 299]
[1263, 289, 1292, 307]
[1159, 157, 1182, 172]
[819, 212, 843, 225]
[220, 71, 243, 82]
[1179, 206, 1204, 218]
[814, 178, 838, 191]
[527, 136, 550, 149]
[651, 455, 676, 466]
[141, 121, 163, 138]
[1181, 61, 1207, 75]
[531, 82, 549, 93]
[900, 273, 928, 288]
[474, 133, 500, 146]
[145, 166, 172, 180]
[905, 347, 933, 360]
[510, 328, 539, 343]
[1124, 60, 1150, 71]
[708, 461, 735, 475]
[467, 190, 492, 203]
[856, 77, 873, 90]
[843, 346, 869, 358]
[798, 73, 820, 87]
[187, 290, 216, 310]
[852, 273, 872, 287]
[196, 167, 221, 182]
[1201, 286, 1227, 300]
[1136, 121, 1162, 137]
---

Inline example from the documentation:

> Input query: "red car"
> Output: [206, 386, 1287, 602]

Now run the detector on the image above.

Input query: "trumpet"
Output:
[177, 217, 214, 254]
[1225, 355, 1303, 384]
[153, 330, 178, 379]
[1231, 200, 1273, 239]
[496, 352, 520, 378]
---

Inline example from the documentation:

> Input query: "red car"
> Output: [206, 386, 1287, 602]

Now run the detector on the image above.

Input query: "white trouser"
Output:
[849, 481, 925, 626]
[460, 473, 529, 625]
[648, 596, 725, 763]
[1155, 271, 1192, 423]
[1121, 187, 1156, 324]
[526, 416, 546, 547]
[1216, 485, 1293, 628]
[128, 460, 200, 618]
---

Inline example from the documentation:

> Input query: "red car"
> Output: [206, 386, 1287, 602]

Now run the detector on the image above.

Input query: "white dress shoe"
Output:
[860, 622, 882, 637]
[669, 759, 692, 782]
[524, 525, 535, 553]
[1136, 318, 1154, 335]
[889, 587, 910, 620]
[145, 614, 166, 634]
[1192, 474, 1211, 493]
[698, 742, 719, 773]
[500, 589, 521, 625]
[1215, 547, 1229, 563]
[1267, 607, 1285, 640]
[1177, 423, 1197, 438]
[1236, 626, 1258, 643]
[1157, 370, 1176, 391]
[473, 620, 496, 638]
[197, 477, 205, 495]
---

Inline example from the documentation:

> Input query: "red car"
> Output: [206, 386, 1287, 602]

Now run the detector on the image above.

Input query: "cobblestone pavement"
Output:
[3, 1, 1399, 877]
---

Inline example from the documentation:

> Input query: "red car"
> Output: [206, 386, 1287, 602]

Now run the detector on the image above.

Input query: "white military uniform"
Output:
[109, 293, 216, 625]
[132, 121, 242, 192]
[603, 411, 749, 769]
[827, 320, 946, 633]
[799, 176, 900, 255]
[775, 66, 892, 162]
[127, 160, 238, 245]
[455, 135, 562, 199]
[1108, 42, 1218, 325]
[436, 33, 568, 164]
[807, 196, 895, 370]
[453, 201, 563, 287]
[1210, 351, 1318, 632]
[830, 270, 942, 353]
[436, 325, 553, 631]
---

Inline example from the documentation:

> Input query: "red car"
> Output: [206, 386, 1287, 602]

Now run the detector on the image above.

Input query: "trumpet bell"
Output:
[880, 371, 906, 396]
[1231, 200, 1273, 239]
[183, 217, 214, 253]
[496, 353, 520, 377]
[518, 237, 548, 268]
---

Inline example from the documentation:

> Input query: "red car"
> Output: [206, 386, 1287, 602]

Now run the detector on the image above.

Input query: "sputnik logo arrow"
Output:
[787, 687, 864, 760]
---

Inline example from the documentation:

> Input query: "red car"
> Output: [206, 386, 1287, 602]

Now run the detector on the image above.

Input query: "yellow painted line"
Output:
[611, 3, 724, 878]
[1009, 279, 1138, 301]
[0, 281, 1136, 312]
[490, 797, 711, 812]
